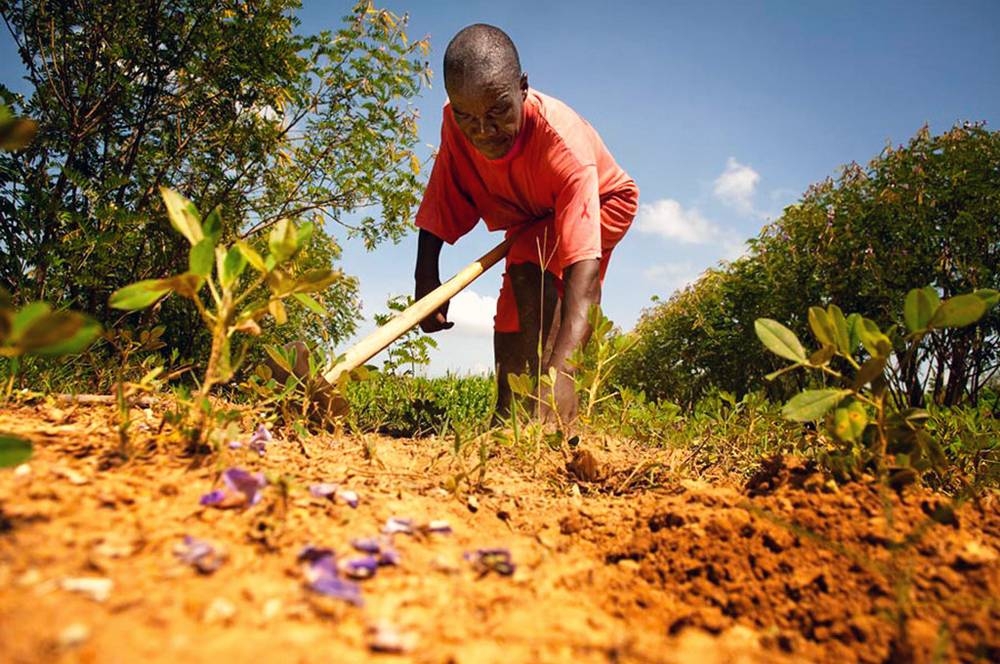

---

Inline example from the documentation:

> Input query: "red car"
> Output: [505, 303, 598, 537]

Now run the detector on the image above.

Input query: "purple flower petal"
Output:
[310, 574, 363, 606]
[309, 482, 338, 498]
[174, 535, 225, 574]
[336, 489, 359, 508]
[222, 467, 266, 506]
[247, 424, 273, 456]
[382, 517, 414, 535]
[341, 556, 378, 580]
[228, 441, 243, 449]
[249, 424, 273, 444]
[199, 489, 226, 506]
[465, 548, 516, 576]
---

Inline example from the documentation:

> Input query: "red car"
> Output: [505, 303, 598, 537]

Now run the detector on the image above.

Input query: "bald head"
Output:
[443, 24, 522, 92]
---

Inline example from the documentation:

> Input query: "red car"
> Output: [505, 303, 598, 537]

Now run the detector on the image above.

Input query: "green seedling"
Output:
[110, 187, 340, 447]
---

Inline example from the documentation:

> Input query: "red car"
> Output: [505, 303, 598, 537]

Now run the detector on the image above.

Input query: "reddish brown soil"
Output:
[0, 403, 997, 663]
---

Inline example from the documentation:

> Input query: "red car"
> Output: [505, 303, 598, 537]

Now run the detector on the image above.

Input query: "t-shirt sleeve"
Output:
[551, 154, 602, 269]
[414, 115, 479, 245]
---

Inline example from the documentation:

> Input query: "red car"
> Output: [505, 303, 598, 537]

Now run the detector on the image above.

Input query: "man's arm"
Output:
[541, 257, 601, 423]
[414, 228, 454, 332]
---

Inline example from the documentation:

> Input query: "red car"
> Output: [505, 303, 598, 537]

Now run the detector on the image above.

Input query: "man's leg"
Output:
[494, 262, 558, 419]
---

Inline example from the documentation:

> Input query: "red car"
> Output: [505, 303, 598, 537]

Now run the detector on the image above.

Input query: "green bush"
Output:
[617, 123, 1000, 408]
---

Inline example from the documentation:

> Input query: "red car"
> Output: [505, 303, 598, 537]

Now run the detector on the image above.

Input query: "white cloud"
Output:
[636, 198, 719, 244]
[642, 262, 702, 295]
[713, 157, 760, 216]
[447, 290, 496, 336]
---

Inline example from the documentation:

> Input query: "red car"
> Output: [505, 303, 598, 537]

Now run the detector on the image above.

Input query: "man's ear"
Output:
[519, 73, 529, 98]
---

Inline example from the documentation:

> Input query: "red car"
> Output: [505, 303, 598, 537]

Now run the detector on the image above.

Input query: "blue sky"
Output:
[3, 2, 999, 375]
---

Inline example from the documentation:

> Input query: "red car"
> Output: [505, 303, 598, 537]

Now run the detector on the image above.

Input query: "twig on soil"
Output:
[51, 393, 160, 407]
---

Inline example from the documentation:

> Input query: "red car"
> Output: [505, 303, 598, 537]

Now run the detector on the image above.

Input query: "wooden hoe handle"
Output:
[322, 235, 515, 384]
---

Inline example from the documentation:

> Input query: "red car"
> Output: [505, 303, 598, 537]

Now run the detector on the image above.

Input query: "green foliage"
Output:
[346, 373, 494, 438]
[0, 0, 429, 373]
[617, 123, 1000, 407]
[756, 286, 999, 483]
[373, 295, 438, 375]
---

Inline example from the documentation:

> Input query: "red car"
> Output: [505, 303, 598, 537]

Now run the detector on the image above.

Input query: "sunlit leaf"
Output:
[236, 241, 267, 272]
[202, 206, 223, 243]
[974, 288, 999, 308]
[220, 246, 247, 289]
[291, 269, 340, 293]
[828, 304, 852, 355]
[269, 299, 287, 324]
[858, 318, 891, 358]
[754, 318, 807, 362]
[782, 388, 852, 422]
[160, 187, 204, 246]
[292, 292, 326, 316]
[904, 286, 938, 333]
[928, 293, 987, 329]
[808, 306, 836, 346]
[189, 237, 216, 278]
[109, 279, 172, 310]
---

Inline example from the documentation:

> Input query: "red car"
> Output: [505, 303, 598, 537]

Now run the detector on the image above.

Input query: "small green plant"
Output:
[109, 187, 340, 448]
[755, 286, 998, 484]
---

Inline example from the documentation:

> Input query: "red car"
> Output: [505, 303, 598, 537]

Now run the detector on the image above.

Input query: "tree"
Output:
[0, 0, 429, 364]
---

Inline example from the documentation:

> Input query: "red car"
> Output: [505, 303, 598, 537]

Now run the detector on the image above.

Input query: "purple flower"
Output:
[298, 546, 363, 606]
[174, 535, 226, 574]
[465, 548, 516, 576]
[222, 468, 266, 506]
[199, 468, 267, 508]
[228, 441, 243, 449]
[381, 517, 414, 535]
[340, 556, 378, 580]
[248, 424, 272, 456]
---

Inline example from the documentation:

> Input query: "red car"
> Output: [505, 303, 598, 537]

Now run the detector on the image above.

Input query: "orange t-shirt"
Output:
[415, 89, 638, 277]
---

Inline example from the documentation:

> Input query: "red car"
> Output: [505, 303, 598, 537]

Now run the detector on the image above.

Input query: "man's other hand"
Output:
[415, 276, 455, 332]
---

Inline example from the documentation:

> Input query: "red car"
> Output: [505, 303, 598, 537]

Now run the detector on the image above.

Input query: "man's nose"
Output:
[474, 117, 495, 137]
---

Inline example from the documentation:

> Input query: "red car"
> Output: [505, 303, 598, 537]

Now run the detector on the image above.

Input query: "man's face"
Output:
[448, 73, 528, 160]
